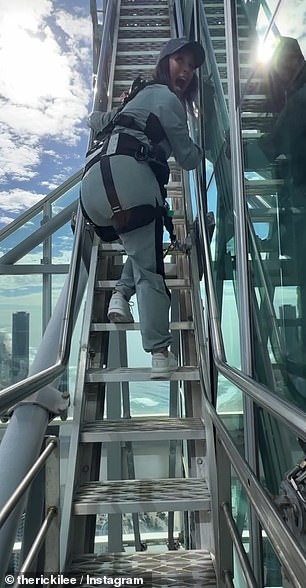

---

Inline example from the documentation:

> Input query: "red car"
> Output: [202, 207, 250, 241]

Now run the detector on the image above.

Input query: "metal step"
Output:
[96, 279, 190, 290]
[120, 15, 169, 20]
[91, 321, 194, 331]
[85, 366, 199, 383]
[117, 50, 160, 55]
[119, 25, 170, 30]
[66, 550, 216, 587]
[115, 64, 157, 71]
[99, 242, 186, 255]
[120, 5, 169, 14]
[80, 417, 205, 442]
[73, 478, 210, 514]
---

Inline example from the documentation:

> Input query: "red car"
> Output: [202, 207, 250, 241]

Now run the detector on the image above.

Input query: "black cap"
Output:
[157, 37, 205, 68]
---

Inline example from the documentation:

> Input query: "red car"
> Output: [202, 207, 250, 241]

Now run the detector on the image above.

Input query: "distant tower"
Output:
[11, 312, 29, 383]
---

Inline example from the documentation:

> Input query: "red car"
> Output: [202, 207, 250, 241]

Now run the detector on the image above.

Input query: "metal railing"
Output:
[0, 209, 87, 415]
[0, 436, 60, 580]
[0, 0, 119, 417]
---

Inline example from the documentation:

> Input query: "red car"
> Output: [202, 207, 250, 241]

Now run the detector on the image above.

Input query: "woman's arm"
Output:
[88, 107, 120, 133]
[158, 89, 203, 170]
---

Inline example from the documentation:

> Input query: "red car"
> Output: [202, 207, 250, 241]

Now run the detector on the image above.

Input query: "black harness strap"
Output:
[99, 156, 122, 214]
[99, 152, 164, 236]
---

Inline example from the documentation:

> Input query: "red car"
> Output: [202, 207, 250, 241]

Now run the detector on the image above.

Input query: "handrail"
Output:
[205, 390, 306, 588]
[94, 0, 117, 112]
[0, 200, 77, 265]
[198, 2, 228, 130]
[0, 209, 85, 414]
[0, 438, 57, 528]
[221, 502, 258, 588]
[14, 507, 57, 584]
[0, 169, 82, 242]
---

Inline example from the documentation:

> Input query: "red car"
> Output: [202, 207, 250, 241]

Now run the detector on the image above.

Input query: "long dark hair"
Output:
[151, 56, 199, 115]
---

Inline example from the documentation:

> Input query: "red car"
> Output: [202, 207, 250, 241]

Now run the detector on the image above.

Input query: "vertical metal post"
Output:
[42, 202, 52, 334]
[106, 332, 123, 552]
[44, 437, 60, 572]
[0, 405, 49, 582]
[20, 468, 45, 573]
[216, 436, 233, 587]
[224, 0, 263, 584]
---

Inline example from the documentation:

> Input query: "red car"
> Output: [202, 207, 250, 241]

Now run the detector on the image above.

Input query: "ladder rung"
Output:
[85, 366, 199, 383]
[119, 25, 170, 30]
[73, 478, 210, 514]
[116, 51, 160, 55]
[99, 243, 186, 255]
[114, 65, 155, 71]
[118, 37, 170, 42]
[91, 321, 194, 332]
[120, 15, 169, 20]
[96, 279, 190, 289]
[120, 5, 168, 9]
[80, 417, 205, 442]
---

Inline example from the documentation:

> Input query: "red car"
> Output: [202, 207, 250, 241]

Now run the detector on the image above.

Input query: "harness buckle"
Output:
[135, 144, 149, 162]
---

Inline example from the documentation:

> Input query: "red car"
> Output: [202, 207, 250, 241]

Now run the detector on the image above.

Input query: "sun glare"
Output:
[257, 38, 278, 64]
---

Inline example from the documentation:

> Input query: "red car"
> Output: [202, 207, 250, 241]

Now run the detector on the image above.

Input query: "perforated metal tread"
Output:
[91, 321, 193, 332]
[80, 417, 205, 443]
[73, 478, 210, 515]
[96, 279, 190, 290]
[85, 367, 199, 383]
[98, 243, 186, 255]
[66, 550, 216, 587]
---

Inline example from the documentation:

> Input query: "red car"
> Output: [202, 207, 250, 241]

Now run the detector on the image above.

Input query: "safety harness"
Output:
[81, 78, 176, 243]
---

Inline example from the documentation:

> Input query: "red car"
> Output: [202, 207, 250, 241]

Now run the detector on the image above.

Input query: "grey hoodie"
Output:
[81, 83, 203, 226]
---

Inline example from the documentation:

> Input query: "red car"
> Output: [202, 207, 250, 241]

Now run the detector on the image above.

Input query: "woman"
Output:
[81, 37, 205, 378]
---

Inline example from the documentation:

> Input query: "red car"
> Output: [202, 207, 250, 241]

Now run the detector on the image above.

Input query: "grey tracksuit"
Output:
[81, 83, 202, 353]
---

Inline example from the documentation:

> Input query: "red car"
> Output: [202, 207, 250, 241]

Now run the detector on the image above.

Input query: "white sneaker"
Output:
[151, 350, 178, 379]
[107, 291, 134, 323]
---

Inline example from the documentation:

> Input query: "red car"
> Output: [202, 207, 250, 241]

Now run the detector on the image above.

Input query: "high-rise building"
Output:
[11, 312, 30, 384]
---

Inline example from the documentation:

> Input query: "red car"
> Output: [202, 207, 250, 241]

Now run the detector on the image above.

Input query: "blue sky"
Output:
[0, 0, 93, 226]
[0, 0, 94, 372]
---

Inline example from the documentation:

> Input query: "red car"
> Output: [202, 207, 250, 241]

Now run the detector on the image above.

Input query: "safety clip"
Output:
[135, 144, 149, 161]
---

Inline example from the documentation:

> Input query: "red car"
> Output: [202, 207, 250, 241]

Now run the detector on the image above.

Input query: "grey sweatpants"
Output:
[81, 153, 172, 353]
[116, 220, 172, 353]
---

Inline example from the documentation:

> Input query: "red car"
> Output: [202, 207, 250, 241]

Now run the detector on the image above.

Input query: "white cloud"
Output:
[0, 0, 92, 186]
[0, 129, 41, 182]
[0, 189, 45, 213]
[0, 215, 15, 227]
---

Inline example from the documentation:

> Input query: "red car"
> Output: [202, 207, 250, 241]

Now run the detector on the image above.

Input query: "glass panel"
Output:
[0, 181, 79, 260]
[0, 275, 42, 389]
[240, 0, 306, 408]
[237, 0, 306, 569]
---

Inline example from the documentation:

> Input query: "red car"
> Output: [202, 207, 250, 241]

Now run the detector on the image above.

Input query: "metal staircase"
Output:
[2, 1, 306, 586]
[61, 1, 216, 584]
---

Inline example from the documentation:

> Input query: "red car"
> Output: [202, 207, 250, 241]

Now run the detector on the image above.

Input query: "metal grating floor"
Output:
[67, 550, 216, 587]
[80, 417, 205, 442]
[73, 478, 210, 515]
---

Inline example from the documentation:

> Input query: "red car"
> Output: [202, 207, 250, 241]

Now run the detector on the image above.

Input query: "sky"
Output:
[0, 0, 93, 227]
[0, 0, 95, 373]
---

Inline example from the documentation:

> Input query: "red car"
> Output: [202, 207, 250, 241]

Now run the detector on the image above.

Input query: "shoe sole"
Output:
[108, 311, 134, 323]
